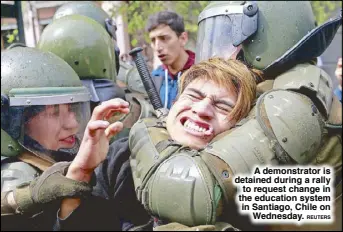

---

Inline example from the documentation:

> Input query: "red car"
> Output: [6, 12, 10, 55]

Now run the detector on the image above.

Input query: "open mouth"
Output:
[60, 135, 76, 146]
[158, 54, 166, 60]
[180, 116, 213, 136]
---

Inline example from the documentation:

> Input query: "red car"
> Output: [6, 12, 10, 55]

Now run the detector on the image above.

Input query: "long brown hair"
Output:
[178, 57, 263, 121]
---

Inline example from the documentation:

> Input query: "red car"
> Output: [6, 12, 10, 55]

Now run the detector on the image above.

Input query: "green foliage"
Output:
[171, 1, 209, 43]
[110, 1, 164, 47]
[6, 29, 19, 44]
[109, 1, 209, 47]
[310, 1, 342, 25]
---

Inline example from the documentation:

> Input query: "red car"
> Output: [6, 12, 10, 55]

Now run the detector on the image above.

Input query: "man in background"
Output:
[147, 11, 195, 109]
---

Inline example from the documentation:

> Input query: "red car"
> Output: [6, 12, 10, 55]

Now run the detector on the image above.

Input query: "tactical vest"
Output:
[129, 63, 342, 229]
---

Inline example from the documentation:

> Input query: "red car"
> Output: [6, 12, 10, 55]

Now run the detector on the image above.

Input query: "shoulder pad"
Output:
[118, 61, 147, 95]
[258, 89, 325, 164]
[132, 95, 156, 120]
[1, 161, 39, 192]
[205, 89, 325, 173]
[127, 67, 147, 95]
[116, 61, 132, 83]
[274, 63, 333, 118]
[148, 152, 217, 226]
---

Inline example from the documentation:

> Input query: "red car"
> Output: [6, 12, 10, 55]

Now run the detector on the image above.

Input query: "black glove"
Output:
[13, 162, 94, 214]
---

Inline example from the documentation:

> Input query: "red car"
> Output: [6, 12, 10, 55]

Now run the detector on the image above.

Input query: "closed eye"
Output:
[215, 104, 232, 113]
[185, 88, 206, 100]
[187, 93, 202, 100]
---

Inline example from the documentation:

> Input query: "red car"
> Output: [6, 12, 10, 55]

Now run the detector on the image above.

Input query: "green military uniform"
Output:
[1, 47, 91, 230]
[128, 1, 342, 231]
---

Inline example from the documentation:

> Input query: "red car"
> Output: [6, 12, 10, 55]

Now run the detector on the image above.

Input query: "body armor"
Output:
[1, 158, 39, 194]
[129, 63, 342, 229]
[1, 47, 91, 220]
[117, 61, 147, 96]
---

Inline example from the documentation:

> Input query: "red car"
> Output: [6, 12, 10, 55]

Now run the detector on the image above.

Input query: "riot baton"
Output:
[129, 47, 168, 117]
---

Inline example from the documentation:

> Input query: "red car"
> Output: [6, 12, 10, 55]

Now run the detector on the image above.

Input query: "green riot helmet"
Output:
[1, 47, 91, 162]
[196, 1, 258, 62]
[196, 1, 342, 75]
[6, 43, 27, 50]
[38, 14, 125, 110]
[53, 1, 120, 73]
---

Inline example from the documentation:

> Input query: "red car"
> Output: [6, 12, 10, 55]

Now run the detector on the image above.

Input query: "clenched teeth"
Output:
[184, 119, 208, 132]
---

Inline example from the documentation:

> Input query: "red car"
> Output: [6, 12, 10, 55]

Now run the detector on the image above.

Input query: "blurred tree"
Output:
[6, 29, 19, 44]
[110, 1, 163, 48]
[310, 1, 342, 25]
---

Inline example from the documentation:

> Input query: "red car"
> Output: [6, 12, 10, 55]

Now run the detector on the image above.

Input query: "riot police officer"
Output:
[40, 1, 153, 141]
[152, 1, 341, 230]
[1, 47, 91, 230]
[116, 1, 343, 230]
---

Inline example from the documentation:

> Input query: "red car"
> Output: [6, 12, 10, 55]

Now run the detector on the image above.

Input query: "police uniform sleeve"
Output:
[52, 138, 128, 230]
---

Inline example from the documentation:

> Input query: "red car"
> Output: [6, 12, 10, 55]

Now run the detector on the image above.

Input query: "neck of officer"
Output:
[168, 49, 189, 75]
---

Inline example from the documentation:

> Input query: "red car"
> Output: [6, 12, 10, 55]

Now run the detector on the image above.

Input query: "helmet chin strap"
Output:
[22, 134, 81, 163]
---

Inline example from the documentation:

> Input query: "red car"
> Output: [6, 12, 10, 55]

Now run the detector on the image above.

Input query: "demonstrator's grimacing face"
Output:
[166, 78, 238, 150]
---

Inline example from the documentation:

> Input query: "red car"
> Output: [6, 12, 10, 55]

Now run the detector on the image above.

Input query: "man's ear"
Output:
[179, 31, 188, 47]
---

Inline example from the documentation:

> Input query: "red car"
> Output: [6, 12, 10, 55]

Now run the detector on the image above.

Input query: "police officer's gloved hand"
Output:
[12, 162, 94, 215]
[153, 222, 240, 231]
